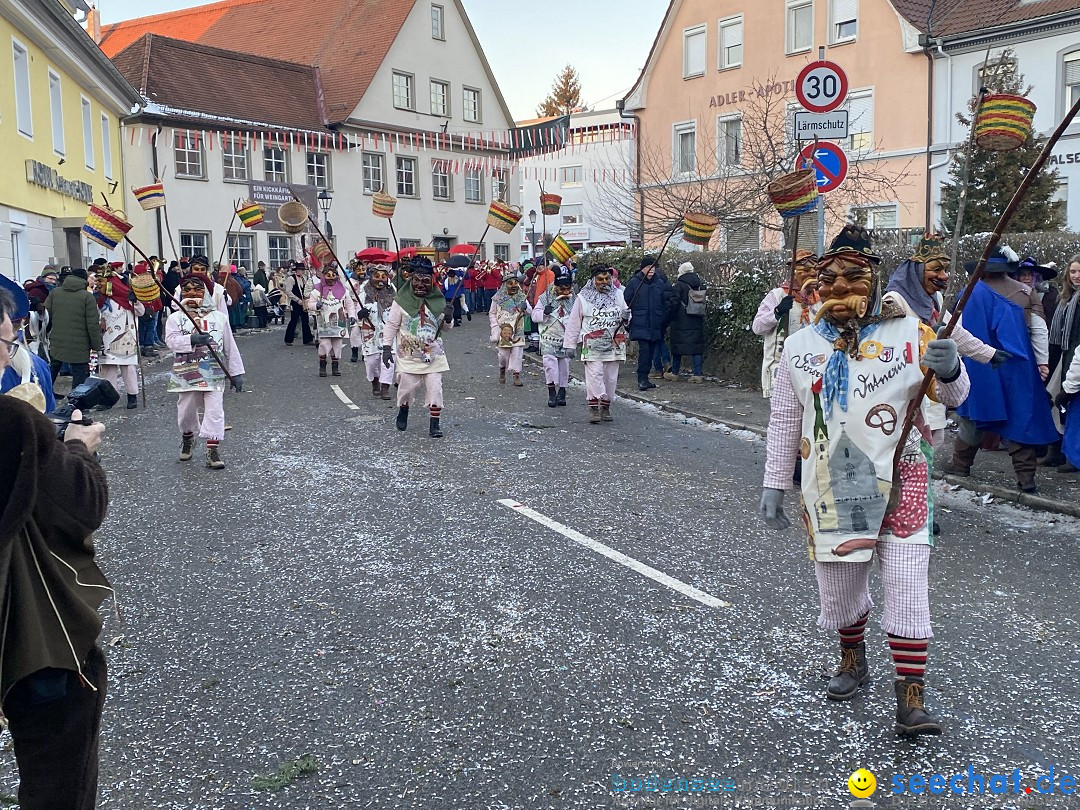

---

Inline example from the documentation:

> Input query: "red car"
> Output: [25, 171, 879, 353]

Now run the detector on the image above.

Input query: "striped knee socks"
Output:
[838, 612, 869, 648]
[888, 635, 928, 681]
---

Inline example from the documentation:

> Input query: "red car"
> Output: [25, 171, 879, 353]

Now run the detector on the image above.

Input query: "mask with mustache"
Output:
[814, 255, 874, 325]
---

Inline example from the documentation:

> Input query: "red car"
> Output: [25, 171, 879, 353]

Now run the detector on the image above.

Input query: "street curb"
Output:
[522, 352, 1079, 519]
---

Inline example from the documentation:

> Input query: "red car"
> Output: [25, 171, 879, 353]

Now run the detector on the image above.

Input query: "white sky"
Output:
[95, 0, 668, 121]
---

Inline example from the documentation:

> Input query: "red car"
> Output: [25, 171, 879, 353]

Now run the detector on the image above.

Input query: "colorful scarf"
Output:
[316, 278, 346, 300]
[813, 318, 882, 420]
[395, 282, 446, 318]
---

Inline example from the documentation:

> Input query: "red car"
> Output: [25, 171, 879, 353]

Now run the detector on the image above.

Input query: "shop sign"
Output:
[24, 160, 94, 204]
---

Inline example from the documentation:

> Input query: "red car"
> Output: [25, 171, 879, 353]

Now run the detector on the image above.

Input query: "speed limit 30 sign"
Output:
[795, 60, 849, 113]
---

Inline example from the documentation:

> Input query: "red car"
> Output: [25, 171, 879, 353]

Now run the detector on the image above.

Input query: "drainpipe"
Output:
[616, 98, 644, 247]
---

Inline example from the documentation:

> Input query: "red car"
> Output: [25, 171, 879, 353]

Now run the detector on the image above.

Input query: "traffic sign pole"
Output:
[817, 47, 826, 257]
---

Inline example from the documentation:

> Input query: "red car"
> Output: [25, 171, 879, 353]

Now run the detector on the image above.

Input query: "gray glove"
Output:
[348, 317, 357, 327]
[316, 301, 323, 311]
[382, 345, 393, 368]
[922, 337, 960, 378]
[759, 488, 791, 530]
[231, 373, 244, 393]
[190, 332, 213, 347]
[990, 349, 1013, 369]
[543, 303, 555, 316]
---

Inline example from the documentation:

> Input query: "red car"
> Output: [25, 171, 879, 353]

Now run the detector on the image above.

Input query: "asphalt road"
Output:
[4, 318, 1078, 809]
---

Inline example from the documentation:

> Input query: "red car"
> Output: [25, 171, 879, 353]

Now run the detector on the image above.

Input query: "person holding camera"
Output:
[0, 287, 112, 809]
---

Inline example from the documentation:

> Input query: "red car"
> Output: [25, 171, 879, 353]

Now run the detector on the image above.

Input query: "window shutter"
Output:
[724, 19, 743, 48]
[685, 29, 706, 76]
[832, 0, 857, 24]
[1066, 52, 1080, 86]
[847, 92, 874, 135]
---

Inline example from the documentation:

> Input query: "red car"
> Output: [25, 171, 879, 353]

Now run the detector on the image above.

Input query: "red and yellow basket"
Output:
[540, 193, 562, 216]
[683, 212, 718, 247]
[237, 200, 266, 228]
[372, 191, 397, 219]
[975, 93, 1036, 151]
[487, 200, 523, 234]
[132, 182, 166, 211]
[548, 235, 575, 264]
[767, 169, 818, 219]
[82, 203, 132, 250]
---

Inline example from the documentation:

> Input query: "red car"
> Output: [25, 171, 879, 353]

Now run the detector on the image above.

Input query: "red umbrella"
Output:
[356, 247, 394, 262]
[448, 243, 476, 256]
[396, 247, 419, 260]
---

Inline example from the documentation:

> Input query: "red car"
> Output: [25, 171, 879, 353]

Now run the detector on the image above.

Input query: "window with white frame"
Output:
[307, 152, 330, 188]
[227, 233, 255, 269]
[432, 161, 452, 200]
[851, 204, 897, 230]
[674, 122, 696, 175]
[1053, 178, 1069, 223]
[561, 204, 584, 226]
[683, 25, 706, 78]
[400, 238, 422, 249]
[977, 56, 1016, 92]
[393, 72, 415, 110]
[180, 231, 211, 259]
[362, 152, 384, 194]
[560, 165, 583, 188]
[268, 235, 292, 268]
[101, 115, 113, 179]
[264, 146, 288, 182]
[431, 4, 444, 39]
[719, 16, 743, 70]
[222, 138, 249, 181]
[724, 219, 760, 252]
[464, 165, 483, 203]
[49, 71, 65, 154]
[13, 40, 32, 137]
[81, 98, 94, 169]
[786, 0, 813, 54]
[367, 238, 389, 250]
[468, 242, 486, 260]
[844, 90, 874, 152]
[1065, 50, 1080, 108]
[430, 79, 449, 117]
[718, 115, 742, 167]
[491, 170, 507, 201]
[494, 244, 510, 262]
[174, 131, 205, 178]
[830, 0, 858, 43]
[396, 156, 417, 196]
[463, 87, 481, 122]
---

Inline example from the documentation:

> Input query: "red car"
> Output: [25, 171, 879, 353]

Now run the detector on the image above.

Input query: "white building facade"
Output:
[927, 6, 1080, 231]
[518, 109, 636, 259]
[108, 0, 520, 269]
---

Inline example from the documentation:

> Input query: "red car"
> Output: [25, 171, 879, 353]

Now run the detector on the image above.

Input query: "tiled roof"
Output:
[112, 34, 326, 131]
[891, 0, 1080, 38]
[99, 0, 416, 123]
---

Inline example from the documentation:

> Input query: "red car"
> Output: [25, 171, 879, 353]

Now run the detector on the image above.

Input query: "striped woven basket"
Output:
[132, 183, 166, 211]
[278, 200, 310, 234]
[130, 271, 161, 304]
[975, 93, 1036, 151]
[548, 235, 575, 264]
[487, 200, 523, 234]
[683, 212, 718, 247]
[312, 240, 333, 263]
[82, 203, 132, 249]
[372, 191, 397, 219]
[767, 169, 818, 219]
[236, 200, 265, 228]
[540, 193, 562, 216]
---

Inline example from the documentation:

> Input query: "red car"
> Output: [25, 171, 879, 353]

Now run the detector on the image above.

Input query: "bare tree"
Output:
[589, 74, 916, 249]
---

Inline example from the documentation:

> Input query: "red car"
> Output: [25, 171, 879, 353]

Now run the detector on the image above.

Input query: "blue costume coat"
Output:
[955, 281, 1058, 445]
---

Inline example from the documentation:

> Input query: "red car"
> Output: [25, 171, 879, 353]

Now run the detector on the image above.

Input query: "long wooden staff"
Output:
[947, 89, 989, 273]
[124, 235, 238, 390]
[291, 194, 365, 314]
[888, 91, 1080, 502]
[215, 206, 239, 272]
[626, 219, 682, 309]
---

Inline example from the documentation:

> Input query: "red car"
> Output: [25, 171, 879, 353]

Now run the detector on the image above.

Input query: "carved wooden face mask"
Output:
[922, 258, 949, 296]
[794, 259, 819, 295]
[815, 255, 873, 323]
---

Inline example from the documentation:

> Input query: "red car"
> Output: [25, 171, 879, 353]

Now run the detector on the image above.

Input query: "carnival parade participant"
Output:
[382, 257, 454, 438]
[944, 247, 1058, 493]
[752, 249, 820, 398]
[0, 273, 56, 412]
[94, 268, 143, 409]
[489, 268, 529, 386]
[283, 260, 314, 346]
[164, 273, 245, 469]
[183, 255, 230, 317]
[532, 267, 576, 407]
[759, 225, 970, 737]
[562, 266, 630, 424]
[356, 263, 396, 399]
[881, 235, 999, 454]
[307, 264, 354, 378]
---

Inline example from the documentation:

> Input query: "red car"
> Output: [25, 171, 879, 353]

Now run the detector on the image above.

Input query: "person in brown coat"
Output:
[0, 287, 111, 809]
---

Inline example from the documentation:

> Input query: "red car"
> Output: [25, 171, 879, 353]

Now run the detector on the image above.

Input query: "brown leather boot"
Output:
[589, 406, 601, 424]
[380, 383, 392, 401]
[894, 678, 942, 736]
[1009, 442, 1039, 493]
[827, 644, 869, 701]
[499, 366, 506, 384]
[944, 439, 978, 476]
[512, 372, 523, 387]
[372, 379, 381, 397]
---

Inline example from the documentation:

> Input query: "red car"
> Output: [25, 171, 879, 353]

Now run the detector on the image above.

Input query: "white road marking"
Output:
[497, 499, 732, 609]
[331, 384, 361, 411]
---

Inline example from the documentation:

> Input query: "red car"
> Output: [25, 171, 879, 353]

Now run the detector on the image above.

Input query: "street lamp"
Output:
[317, 189, 333, 240]
[528, 208, 538, 260]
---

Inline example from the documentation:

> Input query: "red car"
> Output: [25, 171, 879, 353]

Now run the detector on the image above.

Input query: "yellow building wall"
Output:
[0, 14, 126, 222]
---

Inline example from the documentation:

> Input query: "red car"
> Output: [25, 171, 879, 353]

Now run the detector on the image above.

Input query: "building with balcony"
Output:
[0, 0, 140, 281]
